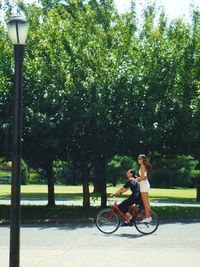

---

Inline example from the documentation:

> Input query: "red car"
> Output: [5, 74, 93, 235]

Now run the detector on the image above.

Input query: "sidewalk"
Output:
[0, 198, 200, 206]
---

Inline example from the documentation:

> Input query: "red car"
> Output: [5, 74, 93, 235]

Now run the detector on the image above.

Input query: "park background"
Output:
[0, 0, 200, 214]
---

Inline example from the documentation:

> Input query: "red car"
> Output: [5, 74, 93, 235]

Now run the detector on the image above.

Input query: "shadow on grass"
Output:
[0, 192, 84, 200]
[150, 196, 195, 202]
[0, 193, 195, 203]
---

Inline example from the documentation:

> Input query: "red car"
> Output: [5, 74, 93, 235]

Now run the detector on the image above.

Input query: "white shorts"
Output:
[139, 179, 150, 193]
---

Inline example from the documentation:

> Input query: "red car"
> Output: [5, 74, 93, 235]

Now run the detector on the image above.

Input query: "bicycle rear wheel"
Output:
[95, 208, 120, 234]
[134, 210, 159, 235]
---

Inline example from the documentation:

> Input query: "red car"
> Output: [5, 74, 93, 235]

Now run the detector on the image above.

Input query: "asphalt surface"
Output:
[1, 221, 200, 267]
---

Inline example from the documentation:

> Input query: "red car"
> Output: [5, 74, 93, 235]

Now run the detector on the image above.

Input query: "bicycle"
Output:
[95, 197, 159, 235]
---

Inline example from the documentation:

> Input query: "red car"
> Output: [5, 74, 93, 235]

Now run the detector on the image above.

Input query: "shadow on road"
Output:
[160, 219, 200, 225]
[1, 219, 198, 231]
[37, 223, 96, 231]
[115, 233, 144, 239]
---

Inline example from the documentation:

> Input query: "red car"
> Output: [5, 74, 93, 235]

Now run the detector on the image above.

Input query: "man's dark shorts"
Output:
[118, 195, 140, 214]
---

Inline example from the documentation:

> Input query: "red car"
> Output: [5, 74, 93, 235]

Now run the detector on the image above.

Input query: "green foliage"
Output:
[1, 205, 200, 223]
[151, 155, 200, 188]
[153, 206, 200, 220]
[21, 159, 28, 185]
[53, 161, 82, 185]
[0, 158, 28, 184]
[0, 204, 99, 223]
[27, 169, 46, 184]
[0, 18, 13, 158]
[106, 155, 138, 185]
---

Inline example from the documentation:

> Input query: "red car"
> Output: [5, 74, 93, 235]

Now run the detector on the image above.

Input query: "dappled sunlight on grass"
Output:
[149, 188, 196, 201]
[0, 184, 196, 202]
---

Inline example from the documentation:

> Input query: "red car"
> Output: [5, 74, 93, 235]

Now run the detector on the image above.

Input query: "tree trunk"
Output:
[101, 173, 107, 208]
[93, 156, 107, 208]
[93, 158, 102, 193]
[45, 161, 55, 207]
[82, 163, 90, 207]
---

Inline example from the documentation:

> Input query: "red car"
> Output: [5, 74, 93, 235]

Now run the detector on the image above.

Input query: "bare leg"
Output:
[141, 192, 150, 218]
[125, 212, 132, 220]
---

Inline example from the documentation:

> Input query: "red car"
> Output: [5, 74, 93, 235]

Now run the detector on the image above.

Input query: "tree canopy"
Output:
[0, 0, 199, 205]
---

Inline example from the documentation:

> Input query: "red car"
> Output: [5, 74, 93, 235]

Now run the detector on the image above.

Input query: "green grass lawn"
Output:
[0, 184, 197, 202]
[0, 170, 11, 176]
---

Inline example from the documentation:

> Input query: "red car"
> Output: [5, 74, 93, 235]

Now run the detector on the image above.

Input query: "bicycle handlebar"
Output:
[107, 195, 119, 205]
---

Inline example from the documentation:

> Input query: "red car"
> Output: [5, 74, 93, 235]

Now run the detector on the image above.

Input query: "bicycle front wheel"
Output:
[134, 210, 159, 235]
[95, 208, 120, 234]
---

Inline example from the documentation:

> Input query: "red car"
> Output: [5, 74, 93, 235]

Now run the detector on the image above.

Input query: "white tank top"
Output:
[139, 169, 147, 179]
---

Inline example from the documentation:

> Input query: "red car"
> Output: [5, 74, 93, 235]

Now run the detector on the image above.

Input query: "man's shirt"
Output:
[123, 179, 140, 198]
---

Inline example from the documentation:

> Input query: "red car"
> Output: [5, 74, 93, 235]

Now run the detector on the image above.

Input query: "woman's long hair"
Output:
[130, 169, 136, 178]
[139, 154, 152, 175]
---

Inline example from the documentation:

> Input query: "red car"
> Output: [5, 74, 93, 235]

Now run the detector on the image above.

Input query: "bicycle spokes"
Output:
[95, 208, 120, 234]
[134, 210, 159, 235]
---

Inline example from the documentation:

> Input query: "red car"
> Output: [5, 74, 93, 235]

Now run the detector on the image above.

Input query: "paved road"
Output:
[1, 221, 200, 267]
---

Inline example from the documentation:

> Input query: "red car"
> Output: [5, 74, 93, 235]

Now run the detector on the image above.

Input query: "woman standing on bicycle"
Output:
[134, 154, 152, 223]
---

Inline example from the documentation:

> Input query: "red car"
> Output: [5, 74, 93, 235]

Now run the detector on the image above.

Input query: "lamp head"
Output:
[7, 15, 28, 45]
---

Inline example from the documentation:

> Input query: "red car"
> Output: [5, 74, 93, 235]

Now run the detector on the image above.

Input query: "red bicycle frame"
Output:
[108, 201, 144, 223]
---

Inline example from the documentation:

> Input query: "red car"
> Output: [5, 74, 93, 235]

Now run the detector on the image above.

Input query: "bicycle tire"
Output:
[134, 209, 159, 235]
[95, 208, 120, 234]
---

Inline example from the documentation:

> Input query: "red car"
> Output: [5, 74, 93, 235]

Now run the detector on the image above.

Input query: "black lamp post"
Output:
[7, 15, 28, 267]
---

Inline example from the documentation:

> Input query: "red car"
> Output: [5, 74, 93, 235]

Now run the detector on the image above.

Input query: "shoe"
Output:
[121, 222, 129, 227]
[121, 221, 133, 227]
[140, 217, 152, 223]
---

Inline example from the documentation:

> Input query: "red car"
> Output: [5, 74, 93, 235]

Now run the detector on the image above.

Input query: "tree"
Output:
[18, 1, 68, 206]
[1, 0, 199, 206]
[0, 14, 13, 158]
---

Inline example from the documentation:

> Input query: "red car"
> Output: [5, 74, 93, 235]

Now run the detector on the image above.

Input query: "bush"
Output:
[0, 158, 28, 184]
[21, 159, 28, 185]
[1, 205, 200, 223]
[150, 155, 200, 188]
[53, 161, 82, 185]
[27, 169, 46, 184]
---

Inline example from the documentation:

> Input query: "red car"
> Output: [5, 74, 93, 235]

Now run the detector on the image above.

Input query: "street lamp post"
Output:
[7, 15, 28, 267]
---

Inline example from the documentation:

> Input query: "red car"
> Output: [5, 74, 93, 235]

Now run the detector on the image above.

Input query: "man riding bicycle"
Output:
[111, 169, 143, 226]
